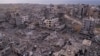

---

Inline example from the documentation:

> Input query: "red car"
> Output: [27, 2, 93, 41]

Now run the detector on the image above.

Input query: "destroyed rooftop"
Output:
[0, 4, 100, 56]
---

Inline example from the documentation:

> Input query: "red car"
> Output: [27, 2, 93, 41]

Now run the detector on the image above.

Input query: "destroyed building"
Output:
[81, 18, 95, 35]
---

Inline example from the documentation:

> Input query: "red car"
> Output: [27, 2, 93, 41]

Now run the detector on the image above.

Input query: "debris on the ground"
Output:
[0, 4, 100, 56]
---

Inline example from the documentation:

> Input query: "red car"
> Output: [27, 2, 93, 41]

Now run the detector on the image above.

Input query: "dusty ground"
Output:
[0, 4, 100, 56]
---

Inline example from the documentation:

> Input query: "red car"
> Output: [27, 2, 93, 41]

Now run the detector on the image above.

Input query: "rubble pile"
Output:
[0, 4, 100, 56]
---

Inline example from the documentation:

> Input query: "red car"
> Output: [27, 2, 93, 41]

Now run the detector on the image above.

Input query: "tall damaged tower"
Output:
[82, 18, 95, 35]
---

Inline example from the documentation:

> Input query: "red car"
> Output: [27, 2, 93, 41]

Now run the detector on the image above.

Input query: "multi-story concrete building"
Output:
[82, 18, 95, 35]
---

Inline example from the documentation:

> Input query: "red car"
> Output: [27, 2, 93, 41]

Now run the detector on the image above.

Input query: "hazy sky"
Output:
[0, 0, 100, 5]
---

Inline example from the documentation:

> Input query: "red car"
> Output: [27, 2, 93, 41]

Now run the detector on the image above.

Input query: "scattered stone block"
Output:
[82, 39, 92, 46]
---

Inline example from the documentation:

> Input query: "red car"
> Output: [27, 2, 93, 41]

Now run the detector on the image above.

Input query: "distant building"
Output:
[21, 15, 29, 23]
[82, 18, 95, 35]
[94, 19, 100, 24]
[43, 18, 59, 28]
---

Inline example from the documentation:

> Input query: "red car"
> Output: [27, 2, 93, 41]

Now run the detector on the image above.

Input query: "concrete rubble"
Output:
[0, 4, 100, 56]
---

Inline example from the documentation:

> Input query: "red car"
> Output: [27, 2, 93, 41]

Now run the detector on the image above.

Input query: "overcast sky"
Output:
[0, 0, 100, 5]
